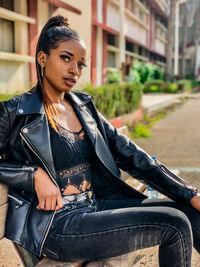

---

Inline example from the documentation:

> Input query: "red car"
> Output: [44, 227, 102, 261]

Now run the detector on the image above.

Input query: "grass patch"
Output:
[130, 99, 187, 138]
[130, 113, 167, 138]
[131, 124, 151, 138]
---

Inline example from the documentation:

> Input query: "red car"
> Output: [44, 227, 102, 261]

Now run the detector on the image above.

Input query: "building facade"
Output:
[91, 0, 168, 86]
[178, 1, 200, 78]
[0, 0, 168, 94]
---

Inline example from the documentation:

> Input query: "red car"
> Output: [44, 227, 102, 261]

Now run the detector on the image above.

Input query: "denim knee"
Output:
[159, 207, 193, 247]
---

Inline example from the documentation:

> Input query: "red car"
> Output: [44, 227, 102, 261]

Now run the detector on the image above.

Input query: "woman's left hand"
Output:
[190, 193, 200, 211]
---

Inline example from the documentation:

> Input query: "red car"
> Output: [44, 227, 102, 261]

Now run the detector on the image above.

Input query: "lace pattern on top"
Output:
[57, 163, 92, 196]
[57, 124, 85, 142]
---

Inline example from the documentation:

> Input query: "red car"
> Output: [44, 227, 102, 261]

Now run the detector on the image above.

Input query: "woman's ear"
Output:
[37, 51, 48, 67]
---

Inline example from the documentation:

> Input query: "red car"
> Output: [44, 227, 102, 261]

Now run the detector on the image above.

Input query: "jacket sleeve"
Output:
[97, 111, 197, 204]
[0, 101, 37, 192]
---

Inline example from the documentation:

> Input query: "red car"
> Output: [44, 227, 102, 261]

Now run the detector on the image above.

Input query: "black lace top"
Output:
[49, 122, 96, 196]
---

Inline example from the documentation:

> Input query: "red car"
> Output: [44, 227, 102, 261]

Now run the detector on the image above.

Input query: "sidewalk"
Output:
[142, 92, 200, 113]
[110, 92, 200, 129]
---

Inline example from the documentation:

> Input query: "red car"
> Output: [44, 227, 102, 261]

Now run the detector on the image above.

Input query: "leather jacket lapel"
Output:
[75, 105, 97, 147]
[75, 105, 121, 179]
[20, 114, 58, 186]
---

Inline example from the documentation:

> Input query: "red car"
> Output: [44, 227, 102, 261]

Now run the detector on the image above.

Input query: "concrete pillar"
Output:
[174, 0, 186, 76]
[14, 0, 28, 54]
[119, 0, 125, 82]
[96, 27, 103, 86]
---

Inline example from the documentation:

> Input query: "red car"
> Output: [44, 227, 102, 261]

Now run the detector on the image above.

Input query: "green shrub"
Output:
[107, 71, 120, 84]
[164, 82, 178, 93]
[129, 69, 141, 83]
[176, 80, 192, 91]
[144, 80, 180, 93]
[191, 80, 200, 88]
[186, 73, 194, 80]
[129, 61, 164, 84]
[145, 62, 164, 81]
[83, 82, 143, 119]
[143, 80, 165, 93]
[130, 61, 147, 83]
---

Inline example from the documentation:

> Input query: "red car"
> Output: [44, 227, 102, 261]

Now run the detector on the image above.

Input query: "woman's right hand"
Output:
[34, 167, 63, 211]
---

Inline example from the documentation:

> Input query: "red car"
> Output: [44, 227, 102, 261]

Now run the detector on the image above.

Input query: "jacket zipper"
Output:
[19, 133, 58, 188]
[157, 161, 197, 191]
[8, 194, 23, 208]
[20, 132, 58, 256]
[0, 166, 35, 171]
[79, 101, 91, 107]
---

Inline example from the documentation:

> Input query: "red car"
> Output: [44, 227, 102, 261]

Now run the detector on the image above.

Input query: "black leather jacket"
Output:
[0, 84, 197, 256]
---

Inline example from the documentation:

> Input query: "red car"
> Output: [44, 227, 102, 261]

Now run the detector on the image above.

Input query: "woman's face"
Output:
[38, 39, 87, 94]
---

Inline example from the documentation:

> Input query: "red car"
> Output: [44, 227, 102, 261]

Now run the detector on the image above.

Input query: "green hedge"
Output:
[107, 71, 120, 84]
[129, 61, 164, 84]
[83, 82, 143, 119]
[143, 79, 193, 93]
[176, 80, 192, 91]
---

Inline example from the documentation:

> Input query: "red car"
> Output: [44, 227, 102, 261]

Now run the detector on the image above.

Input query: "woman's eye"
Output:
[60, 55, 70, 62]
[78, 62, 87, 68]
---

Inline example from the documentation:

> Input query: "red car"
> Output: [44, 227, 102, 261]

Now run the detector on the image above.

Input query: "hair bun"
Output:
[44, 15, 70, 32]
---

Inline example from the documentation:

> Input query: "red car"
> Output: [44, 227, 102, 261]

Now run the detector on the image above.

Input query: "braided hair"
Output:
[35, 15, 81, 132]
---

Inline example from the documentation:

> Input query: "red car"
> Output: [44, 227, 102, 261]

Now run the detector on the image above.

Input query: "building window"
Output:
[0, 0, 15, 52]
[138, 47, 143, 56]
[126, 41, 134, 52]
[125, 0, 134, 12]
[134, 6, 146, 23]
[107, 33, 118, 46]
[139, 10, 144, 21]
[0, 0, 14, 10]
[139, 0, 147, 7]
[107, 51, 116, 68]
[0, 18, 14, 52]
[156, 26, 166, 40]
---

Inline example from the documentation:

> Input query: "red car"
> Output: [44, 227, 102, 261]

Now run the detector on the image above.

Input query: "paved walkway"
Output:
[132, 95, 200, 266]
[142, 93, 182, 113]
[136, 96, 200, 169]
[142, 92, 200, 112]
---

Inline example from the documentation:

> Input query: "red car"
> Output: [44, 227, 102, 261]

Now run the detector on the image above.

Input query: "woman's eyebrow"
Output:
[60, 50, 74, 56]
[60, 51, 86, 61]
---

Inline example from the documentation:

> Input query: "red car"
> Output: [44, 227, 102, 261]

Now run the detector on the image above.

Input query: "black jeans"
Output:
[43, 196, 200, 267]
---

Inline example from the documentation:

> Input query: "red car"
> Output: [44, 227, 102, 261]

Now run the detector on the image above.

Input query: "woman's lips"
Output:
[64, 78, 76, 87]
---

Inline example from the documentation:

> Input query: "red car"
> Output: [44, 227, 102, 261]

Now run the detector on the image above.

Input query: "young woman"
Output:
[1, 15, 200, 267]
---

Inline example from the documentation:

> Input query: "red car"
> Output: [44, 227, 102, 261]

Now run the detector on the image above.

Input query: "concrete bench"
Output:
[0, 183, 8, 240]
